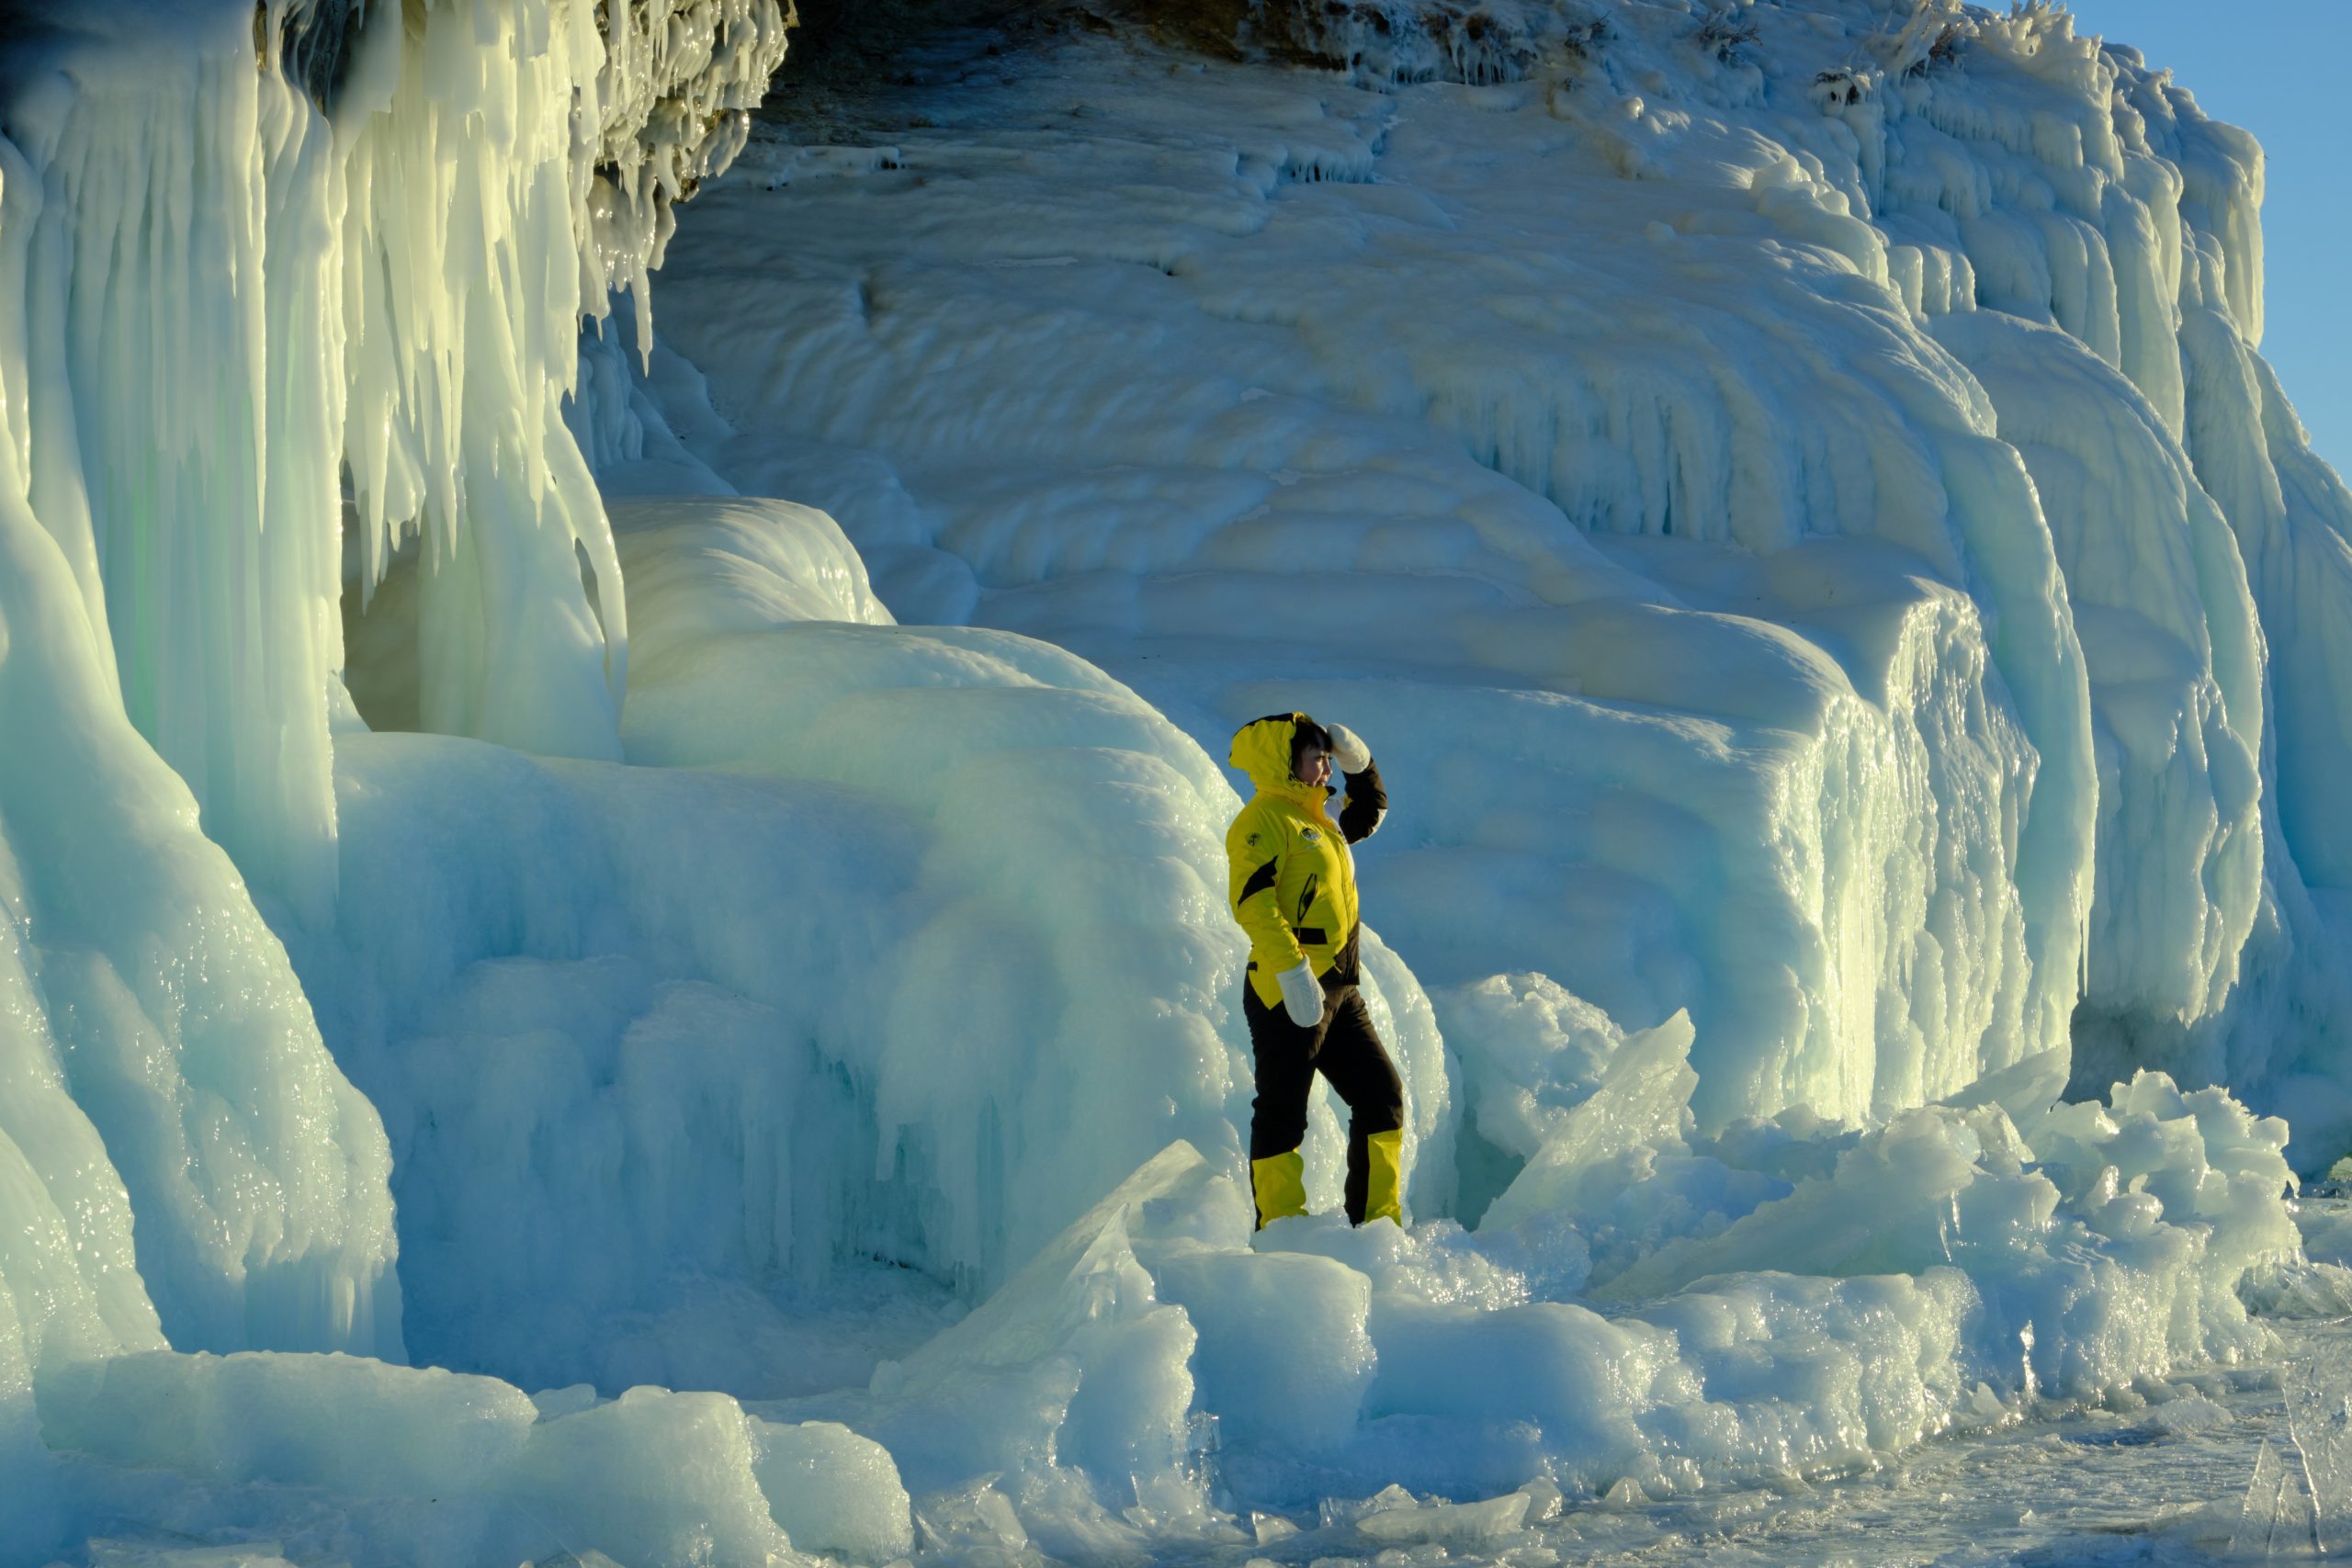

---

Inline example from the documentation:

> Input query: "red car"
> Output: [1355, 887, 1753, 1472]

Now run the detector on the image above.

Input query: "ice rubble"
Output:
[761, 1055, 2297, 1548]
[0, 0, 2348, 1562]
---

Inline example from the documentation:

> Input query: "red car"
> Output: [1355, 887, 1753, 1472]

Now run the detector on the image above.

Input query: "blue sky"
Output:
[2065, 0, 2350, 475]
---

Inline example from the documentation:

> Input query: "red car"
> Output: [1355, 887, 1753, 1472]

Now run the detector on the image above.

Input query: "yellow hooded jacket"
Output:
[1226, 714, 1387, 1010]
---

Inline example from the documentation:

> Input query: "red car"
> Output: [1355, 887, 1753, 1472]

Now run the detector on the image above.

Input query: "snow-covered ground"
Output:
[5, 0, 2352, 1562]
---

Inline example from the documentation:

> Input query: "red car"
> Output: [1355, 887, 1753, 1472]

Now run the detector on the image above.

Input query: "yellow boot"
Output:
[1251, 1148, 1307, 1229]
[1360, 1129, 1405, 1228]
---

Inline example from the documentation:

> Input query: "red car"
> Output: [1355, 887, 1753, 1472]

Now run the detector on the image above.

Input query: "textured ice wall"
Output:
[0, 0, 787, 1295]
[1833, 9, 2352, 1142]
[650, 9, 2084, 1130]
[322, 495, 1456, 1374]
[0, 0, 845, 1555]
[0, 169, 398, 1556]
[0, 25, 402, 1386]
[0, 0, 787, 1329]
[1, 0, 785, 921]
[646, 0, 2352, 1153]
[1812, 6, 2352, 1123]
[0, 3, 949, 1562]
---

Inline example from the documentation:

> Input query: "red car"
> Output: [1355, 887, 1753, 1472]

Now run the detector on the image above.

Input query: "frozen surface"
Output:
[1240, 1314, 2352, 1568]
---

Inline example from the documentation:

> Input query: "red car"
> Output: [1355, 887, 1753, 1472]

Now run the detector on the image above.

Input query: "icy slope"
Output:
[643, 0, 2352, 1157]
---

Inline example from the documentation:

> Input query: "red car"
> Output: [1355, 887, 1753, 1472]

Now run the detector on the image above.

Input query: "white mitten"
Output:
[1275, 961, 1324, 1027]
[1326, 723, 1372, 775]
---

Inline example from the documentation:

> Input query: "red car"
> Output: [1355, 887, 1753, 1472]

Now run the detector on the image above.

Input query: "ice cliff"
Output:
[2, 0, 2350, 1562]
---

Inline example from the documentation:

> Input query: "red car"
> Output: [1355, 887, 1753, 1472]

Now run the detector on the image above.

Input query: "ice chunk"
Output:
[36, 1345, 911, 1565]
[1319, 1484, 1415, 1529]
[1478, 1010, 1697, 1233]
[503, 1387, 794, 1568]
[911, 1478, 1039, 1562]
[2284, 1346, 2352, 1553]
[822, 1144, 1220, 1516]
[1438, 972, 1625, 1222]
[2231, 1438, 2318, 1559]
[530, 1383, 603, 1421]
[1438, 973, 1624, 1156]
[1354, 1489, 1532, 1545]
[1260, 1209, 1537, 1310]
[2150, 1393, 2233, 1436]
[39, 1351, 534, 1497]
[1593, 1105, 2008, 1301]
[1252, 1510, 1300, 1544]
[1148, 1247, 1374, 1455]
[2238, 1259, 2352, 1320]
[751, 1418, 916, 1564]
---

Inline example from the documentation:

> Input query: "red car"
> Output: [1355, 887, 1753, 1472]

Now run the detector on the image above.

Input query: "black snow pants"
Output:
[1244, 979, 1406, 1225]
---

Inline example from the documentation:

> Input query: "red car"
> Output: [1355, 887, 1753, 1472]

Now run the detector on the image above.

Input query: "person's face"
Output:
[1293, 744, 1331, 788]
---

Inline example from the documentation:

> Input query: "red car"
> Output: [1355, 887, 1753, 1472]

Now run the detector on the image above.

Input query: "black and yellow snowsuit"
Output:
[1226, 713, 1405, 1229]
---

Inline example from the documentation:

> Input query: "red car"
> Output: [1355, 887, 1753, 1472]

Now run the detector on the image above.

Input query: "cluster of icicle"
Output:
[0, 0, 785, 929]
[0, 0, 786, 1477]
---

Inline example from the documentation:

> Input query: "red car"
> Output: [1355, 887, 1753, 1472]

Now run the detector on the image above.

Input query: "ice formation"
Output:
[647, 0, 2352, 1150]
[2, 0, 2350, 1562]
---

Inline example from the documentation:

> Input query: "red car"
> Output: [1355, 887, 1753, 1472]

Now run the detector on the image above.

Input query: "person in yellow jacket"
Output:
[1225, 712, 1405, 1230]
